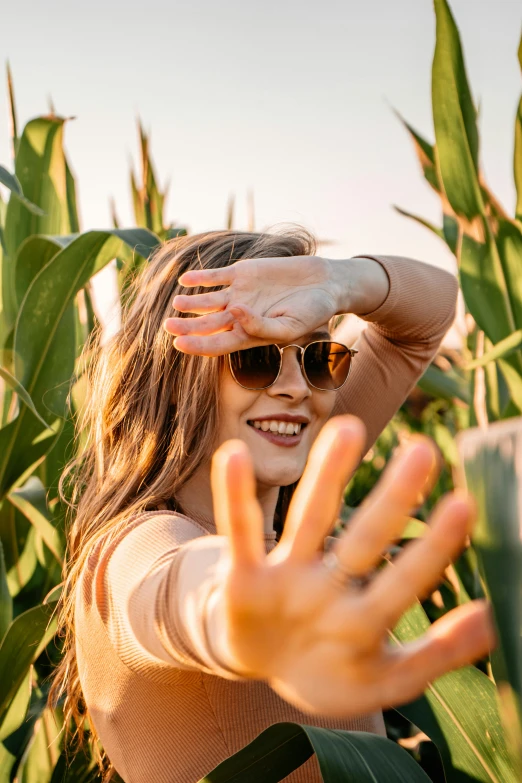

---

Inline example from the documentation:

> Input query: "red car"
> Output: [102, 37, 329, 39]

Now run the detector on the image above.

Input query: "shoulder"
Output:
[79, 510, 212, 604]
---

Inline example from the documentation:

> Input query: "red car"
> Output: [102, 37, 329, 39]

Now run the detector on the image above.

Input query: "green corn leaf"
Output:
[391, 109, 440, 192]
[392, 601, 518, 782]
[0, 539, 12, 641]
[3, 118, 73, 335]
[6, 62, 18, 159]
[201, 722, 431, 782]
[460, 227, 517, 345]
[0, 601, 58, 726]
[15, 234, 78, 312]
[496, 359, 522, 415]
[16, 705, 63, 783]
[130, 168, 145, 227]
[0, 414, 61, 503]
[0, 499, 38, 597]
[417, 362, 470, 404]
[465, 329, 522, 371]
[0, 166, 44, 216]
[0, 667, 31, 742]
[50, 749, 106, 783]
[0, 228, 159, 500]
[14, 235, 63, 313]
[496, 220, 522, 331]
[8, 477, 63, 566]
[515, 96, 522, 220]
[443, 213, 460, 255]
[393, 206, 444, 241]
[0, 366, 50, 429]
[65, 156, 80, 233]
[432, 0, 483, 220]
[457, 420, 522, 732]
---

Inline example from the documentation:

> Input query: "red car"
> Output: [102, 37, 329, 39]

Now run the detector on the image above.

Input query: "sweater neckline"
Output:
[168, 505, 277, 542]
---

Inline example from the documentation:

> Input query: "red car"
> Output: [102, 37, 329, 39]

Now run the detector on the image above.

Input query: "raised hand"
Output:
[164, 255, 339, 356]
[209, 416, 495, 716]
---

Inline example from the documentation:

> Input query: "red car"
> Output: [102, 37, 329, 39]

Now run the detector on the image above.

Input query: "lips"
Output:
[247, 418, 308, 448]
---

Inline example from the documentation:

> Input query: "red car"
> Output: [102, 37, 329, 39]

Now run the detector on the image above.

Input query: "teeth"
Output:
[250, 420, 303, 436]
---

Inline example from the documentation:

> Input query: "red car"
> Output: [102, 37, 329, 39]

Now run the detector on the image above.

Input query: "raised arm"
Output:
[330, 255, 459, 454]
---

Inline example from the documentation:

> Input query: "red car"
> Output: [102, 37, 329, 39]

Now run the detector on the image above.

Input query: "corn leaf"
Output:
[0, 366, 50, 429]
[515, 95, 522, 220]
[392, 601, 518, 782]
[417, 363, 470, 404]
[459, 228, 516, 345]
[465, 330, 522, 370]
[391, 109, 440, 193]
[0, 228, 159, 499]
[432, 0, 483, 220]
[0, 540, 12, 641]
[495, 220, 522, 331]
[8, 477, 63, 566]
[393, 206, 444, 241]
[0, 166, 43, 216]
[3, 118, 72, 334]
[0, 601, 57, 726]
[0, 667, 31, 742]
[201, 722, 431, 782]
[457, 420, 522, 730]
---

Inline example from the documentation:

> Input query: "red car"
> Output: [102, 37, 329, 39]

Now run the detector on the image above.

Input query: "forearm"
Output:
[327, 256, 390, 316]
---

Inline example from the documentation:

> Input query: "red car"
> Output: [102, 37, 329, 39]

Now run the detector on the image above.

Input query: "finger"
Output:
[164, 311, 235, 337]
[363, 491, 475, 631]
[229, 305, 292, 341]
[173, 331, 271, 356]
[273, 416, 366, 563]
[172, 291, 229, 314]
[333, 436, 439, 576]
[379, 600, 495, 709]
[178, 266, 236, 288]
[210, 439, 265, 569]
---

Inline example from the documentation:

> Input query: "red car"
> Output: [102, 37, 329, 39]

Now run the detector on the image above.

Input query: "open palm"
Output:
[210, 416, 494, 716]
[164, 255, 338, 355]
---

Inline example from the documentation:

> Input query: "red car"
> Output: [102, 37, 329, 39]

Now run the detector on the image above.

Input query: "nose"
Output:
[265, 346, 312, 403]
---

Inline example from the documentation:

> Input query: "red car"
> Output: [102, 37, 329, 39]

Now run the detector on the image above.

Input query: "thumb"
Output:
[228, 305, 288, 340]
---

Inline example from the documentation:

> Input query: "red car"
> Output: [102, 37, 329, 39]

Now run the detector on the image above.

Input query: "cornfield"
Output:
[0, 0, 521, 780]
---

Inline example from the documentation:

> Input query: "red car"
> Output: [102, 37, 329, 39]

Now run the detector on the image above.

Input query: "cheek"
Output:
[313, 390, 337, 424]
[217, 370, 260, 442]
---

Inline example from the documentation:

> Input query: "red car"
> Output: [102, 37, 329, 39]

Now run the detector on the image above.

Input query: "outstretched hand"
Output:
[210, 416, 495, 716]
[164, 255, 339, 356]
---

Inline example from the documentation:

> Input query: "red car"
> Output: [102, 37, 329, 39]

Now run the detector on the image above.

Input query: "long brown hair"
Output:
[47, 226, 317, 780]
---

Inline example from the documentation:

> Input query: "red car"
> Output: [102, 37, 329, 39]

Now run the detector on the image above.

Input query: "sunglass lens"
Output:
[304, 341, 352, 390]
[229, 345, 281, 389]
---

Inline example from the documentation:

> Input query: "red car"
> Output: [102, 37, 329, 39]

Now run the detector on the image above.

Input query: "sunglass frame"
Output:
[227, 340, 358, 392]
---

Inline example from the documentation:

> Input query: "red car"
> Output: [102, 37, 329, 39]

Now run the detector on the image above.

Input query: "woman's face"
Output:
[217, 326, 337, 488]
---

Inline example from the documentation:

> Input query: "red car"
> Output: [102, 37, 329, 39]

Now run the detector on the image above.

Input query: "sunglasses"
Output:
[227, 340, 358, 392]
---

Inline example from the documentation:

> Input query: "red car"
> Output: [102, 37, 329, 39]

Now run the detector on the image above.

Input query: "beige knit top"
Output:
[75, 255, 458, 783]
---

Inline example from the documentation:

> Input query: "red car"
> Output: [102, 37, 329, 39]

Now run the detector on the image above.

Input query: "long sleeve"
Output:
[84, 510, 265, 681]
[331, 255, 458, 453]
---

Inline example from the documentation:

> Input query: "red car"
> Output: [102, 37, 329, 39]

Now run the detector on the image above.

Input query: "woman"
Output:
[49, 227, 492, 783]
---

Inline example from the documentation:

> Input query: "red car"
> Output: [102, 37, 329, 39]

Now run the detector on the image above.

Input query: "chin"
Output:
[254, 461, 304, 488]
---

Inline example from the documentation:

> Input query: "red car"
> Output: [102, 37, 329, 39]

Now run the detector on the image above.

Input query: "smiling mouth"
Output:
[247, 419, 306, 437]
[246, 419, 308, 448]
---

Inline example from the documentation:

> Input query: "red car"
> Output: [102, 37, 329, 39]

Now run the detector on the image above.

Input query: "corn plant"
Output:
[395, 0, 522, 429]
[1, 1, 521, 780]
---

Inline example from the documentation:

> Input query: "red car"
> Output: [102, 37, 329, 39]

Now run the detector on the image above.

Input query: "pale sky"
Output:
[1, 1, 521, 285]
